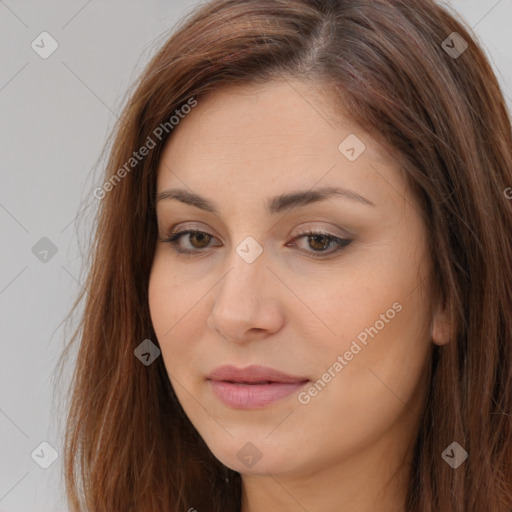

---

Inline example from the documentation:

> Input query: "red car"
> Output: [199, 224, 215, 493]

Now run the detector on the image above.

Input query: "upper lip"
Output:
[207, 364, 309, 384]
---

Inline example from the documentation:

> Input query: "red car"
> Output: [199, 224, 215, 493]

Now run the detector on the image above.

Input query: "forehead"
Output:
[161, 80, 393, 161]
[155, 80, 402, 210]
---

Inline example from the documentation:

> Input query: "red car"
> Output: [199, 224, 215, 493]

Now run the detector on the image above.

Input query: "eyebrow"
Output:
[156, 186, 375, 214]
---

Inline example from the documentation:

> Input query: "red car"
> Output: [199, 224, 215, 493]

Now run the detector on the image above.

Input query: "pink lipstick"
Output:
[207, 365, 309, 409]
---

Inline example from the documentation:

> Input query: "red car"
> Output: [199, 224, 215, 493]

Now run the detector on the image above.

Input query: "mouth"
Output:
[207, 365, 310, 409]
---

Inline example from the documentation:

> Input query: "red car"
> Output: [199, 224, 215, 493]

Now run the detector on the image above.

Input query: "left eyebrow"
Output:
[156, 185, 376, 214]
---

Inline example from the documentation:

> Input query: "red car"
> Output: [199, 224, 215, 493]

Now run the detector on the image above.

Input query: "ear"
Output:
[431, 303, 452, 346]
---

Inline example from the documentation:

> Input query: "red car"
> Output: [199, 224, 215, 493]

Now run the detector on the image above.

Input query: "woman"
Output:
[60, 0, 512, 510]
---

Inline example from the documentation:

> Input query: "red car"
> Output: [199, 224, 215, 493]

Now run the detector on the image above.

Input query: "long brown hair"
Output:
[57, 0, 512, 510]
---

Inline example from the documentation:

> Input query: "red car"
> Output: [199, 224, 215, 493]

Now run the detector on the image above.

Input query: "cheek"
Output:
[316, 287, 431, 402]
[290, 286, 432, 465]
[303, 240, 433, 409]
[303, 253, 429, 362]
[148, 257, 200, 371]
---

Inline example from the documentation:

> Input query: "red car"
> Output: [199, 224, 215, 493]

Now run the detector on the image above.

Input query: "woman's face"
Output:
[148, 80, 442, 478]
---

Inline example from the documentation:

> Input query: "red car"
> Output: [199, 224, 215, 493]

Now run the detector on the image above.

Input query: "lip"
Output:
[207, 364, 309, 409]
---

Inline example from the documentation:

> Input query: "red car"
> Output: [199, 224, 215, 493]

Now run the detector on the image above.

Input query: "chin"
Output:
[203, 434, 305, 476]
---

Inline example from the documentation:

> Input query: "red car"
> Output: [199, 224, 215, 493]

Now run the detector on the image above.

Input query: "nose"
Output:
[207, 251, 285, 344]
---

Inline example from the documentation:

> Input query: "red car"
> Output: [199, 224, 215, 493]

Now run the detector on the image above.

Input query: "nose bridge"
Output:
[215, 245, 266, 317]
[208, 243, 282, 341]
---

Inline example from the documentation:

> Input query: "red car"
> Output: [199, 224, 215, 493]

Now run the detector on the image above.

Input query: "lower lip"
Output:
[209, 380, 308, 409]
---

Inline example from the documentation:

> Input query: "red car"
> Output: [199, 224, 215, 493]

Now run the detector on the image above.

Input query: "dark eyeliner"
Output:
[159, 229, 352, 258]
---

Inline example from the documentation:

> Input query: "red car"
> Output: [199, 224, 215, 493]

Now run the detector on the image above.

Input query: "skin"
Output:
[148, 79, 451, 512]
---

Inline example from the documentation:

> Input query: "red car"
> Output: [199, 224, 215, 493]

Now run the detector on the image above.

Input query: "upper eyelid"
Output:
[162, 226, 351, 248]
[162, 221, 352, 238]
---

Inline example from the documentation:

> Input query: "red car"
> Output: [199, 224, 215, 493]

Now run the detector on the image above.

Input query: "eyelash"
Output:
[159, 228, 352, 259]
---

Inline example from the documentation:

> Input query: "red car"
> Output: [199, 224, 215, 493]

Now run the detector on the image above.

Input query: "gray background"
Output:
[0, 1, 511, 510]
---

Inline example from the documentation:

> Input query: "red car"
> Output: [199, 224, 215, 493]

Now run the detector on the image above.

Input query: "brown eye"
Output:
[307, 234, 331, 252]
[160, 229, 219, 255]
[287, 230, 353, 258]
[188, 231, 212, 249]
